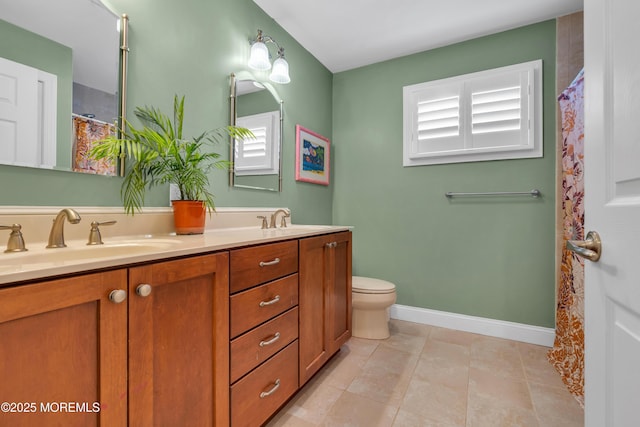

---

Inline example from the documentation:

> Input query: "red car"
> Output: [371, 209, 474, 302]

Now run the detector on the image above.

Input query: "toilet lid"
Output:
[352, 276, 396, 294]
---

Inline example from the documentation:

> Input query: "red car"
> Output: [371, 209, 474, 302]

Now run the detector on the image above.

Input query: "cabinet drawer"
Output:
[230, 274, 298, 338]
[231, 307, 298, 383]
[230, 240, 298, 293]
[231, 340, 298, 427]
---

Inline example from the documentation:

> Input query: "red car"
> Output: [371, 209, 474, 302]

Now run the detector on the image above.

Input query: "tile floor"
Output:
[267, 319, 584, 427]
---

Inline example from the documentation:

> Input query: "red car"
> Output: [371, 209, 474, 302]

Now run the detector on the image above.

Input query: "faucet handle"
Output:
[280, 212, 290, 228]
[0, 224, 28, 253]
[256, 216, 268, 230]
[87, 220, 117, 245]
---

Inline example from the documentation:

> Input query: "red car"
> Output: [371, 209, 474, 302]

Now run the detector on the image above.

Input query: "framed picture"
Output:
[295, 125, 330, 185]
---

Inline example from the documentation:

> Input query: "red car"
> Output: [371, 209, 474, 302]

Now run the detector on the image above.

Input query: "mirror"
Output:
[230, 73, 283, 192]
[0, 0, 128, 175]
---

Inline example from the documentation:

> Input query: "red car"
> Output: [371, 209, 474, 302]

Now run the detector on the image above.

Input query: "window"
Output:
[403, 60, 542, 166]
[234, 110, 280, 175]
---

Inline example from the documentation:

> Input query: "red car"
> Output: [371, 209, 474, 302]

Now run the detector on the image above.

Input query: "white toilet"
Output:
[351, 276, 397, 339]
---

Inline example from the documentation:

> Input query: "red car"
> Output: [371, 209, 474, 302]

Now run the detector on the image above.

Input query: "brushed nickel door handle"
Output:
[259, 379, 281, 398]
[566, 230, 602, 262]
[259, 295, 280, 307]
[259, 332, 281, 347]
[259, 258, 280, 267]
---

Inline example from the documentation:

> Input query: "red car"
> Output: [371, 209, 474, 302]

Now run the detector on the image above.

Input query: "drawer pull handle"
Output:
[259, 257, 281, 267]
[259, 295, 281, 307]
[259, 332, 281, 347]
[259, 379, 281, 399]
[325, 241, 337, 248]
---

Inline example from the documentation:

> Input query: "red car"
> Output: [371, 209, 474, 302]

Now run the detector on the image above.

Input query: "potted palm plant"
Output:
[90, 95, 252, 234]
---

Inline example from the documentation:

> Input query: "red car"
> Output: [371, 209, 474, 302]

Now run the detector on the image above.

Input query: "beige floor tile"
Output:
[392, 409, 462, 427]
[466, 394, 539, 427]
[529, 382, 584, 427]
[267, 411, 319, 427]
[311, 349, 369, 391]
[468, 367, 533, 410]
[267, 321, 584, 426]
[389, 319, 433, 338]
[429, 326, 480, 347]
[412, 356, 469, 391]
[380, 331, 429, 355]
[343, 337, 381, 358]
[470, 336, 526, 381]
[279, 381, 343, 425]
[322, 391, 398, 427]
[400, 376, 467, 426]
[347, 364, 413, 407]
[518, 342, 569, 389]
[421, 338, 471, 366]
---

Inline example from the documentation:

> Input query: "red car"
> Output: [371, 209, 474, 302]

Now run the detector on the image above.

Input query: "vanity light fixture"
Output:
[248, 29, 291, 84]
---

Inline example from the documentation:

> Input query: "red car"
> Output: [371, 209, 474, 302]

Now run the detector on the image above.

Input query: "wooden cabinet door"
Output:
[299, 232, 352, 386]
[326, 231, 352, 355]
[128, 252, 230, 426]
[0, 270, 128, 427]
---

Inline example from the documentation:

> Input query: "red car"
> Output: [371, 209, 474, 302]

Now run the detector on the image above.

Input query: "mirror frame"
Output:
[116, 13, 129, 176]
[229, 72, 283, 192]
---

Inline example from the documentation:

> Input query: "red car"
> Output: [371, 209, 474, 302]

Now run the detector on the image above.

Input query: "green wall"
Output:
[0, 3, 558, 328]
[0, 0, 334, 225]
[332, 21, 557, 328]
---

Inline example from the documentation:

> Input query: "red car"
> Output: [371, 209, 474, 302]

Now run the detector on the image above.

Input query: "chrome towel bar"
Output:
[445, 189, 541, 198]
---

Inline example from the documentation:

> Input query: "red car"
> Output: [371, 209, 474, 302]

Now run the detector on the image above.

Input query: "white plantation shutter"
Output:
[417, 95, 460, 140]
[235, 110, 280, 175]
[403, 60, 541, 166]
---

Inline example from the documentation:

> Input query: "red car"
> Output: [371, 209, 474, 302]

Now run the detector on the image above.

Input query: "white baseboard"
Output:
[389, 304, 556, 347]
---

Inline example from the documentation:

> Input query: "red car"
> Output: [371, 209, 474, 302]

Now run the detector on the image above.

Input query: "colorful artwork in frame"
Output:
[295, 125, 330, 186]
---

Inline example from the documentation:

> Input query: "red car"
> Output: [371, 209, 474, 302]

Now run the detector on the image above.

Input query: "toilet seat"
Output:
[352, 276, 396, 294]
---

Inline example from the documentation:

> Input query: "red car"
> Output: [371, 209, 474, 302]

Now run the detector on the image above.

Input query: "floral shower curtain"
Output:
[548, 69, 585, 407]
[72, 115, 117, 176]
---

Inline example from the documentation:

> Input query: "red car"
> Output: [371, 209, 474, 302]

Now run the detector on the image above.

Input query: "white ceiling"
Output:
[253, 0, 584, 73]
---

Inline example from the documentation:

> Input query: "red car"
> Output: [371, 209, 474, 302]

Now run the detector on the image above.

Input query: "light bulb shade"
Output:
[269, 57, 291, 84]
[248, 42, 271, 71]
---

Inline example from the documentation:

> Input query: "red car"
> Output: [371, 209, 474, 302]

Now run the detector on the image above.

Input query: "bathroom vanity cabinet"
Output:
[0, 229, 351, 426]
[299, 231, 352, 386]
[0, 252, 229, 427]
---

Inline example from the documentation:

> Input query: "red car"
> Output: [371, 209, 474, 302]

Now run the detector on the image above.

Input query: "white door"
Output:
[583, 0, 640, 426]
[0, 57, 38, 166]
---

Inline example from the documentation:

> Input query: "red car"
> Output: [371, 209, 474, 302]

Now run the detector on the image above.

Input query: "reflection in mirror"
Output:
[0, 0, 127, 175]
[230, 73, 283, 192]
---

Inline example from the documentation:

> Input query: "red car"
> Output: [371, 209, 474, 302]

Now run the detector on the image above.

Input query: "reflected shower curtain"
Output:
[72, 115, 117, 176]
[548, 69, 585, 407]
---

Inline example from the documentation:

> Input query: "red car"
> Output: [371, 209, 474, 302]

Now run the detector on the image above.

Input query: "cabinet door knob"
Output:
[136, 284, 152, 297]
[325, 241, 337, 248]
[259, 379, 281, 399]
[109, 289, 127, 304]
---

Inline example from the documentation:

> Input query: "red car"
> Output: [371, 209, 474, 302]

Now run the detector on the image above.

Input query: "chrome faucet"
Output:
[269, 209, 290, 229]
[47, 208, 81, 248]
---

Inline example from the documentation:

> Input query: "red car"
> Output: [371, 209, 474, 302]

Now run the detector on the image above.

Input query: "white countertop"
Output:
[0, 225, 351, 285]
